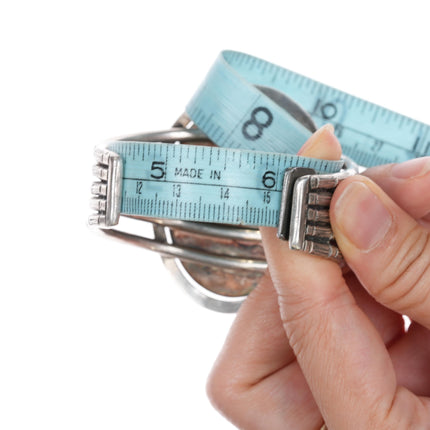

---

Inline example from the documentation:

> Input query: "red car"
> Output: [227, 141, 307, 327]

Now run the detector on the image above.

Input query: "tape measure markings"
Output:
[109, 141, 343, 227]
[187, 51, 429, 167]
[92, 51, 429, 229]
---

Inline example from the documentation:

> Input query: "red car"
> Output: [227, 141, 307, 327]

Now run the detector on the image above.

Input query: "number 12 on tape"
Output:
[109, 141, 343, 228]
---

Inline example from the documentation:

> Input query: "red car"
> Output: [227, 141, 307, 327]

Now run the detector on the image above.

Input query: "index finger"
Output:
[261, 229, 400, 429]
[260, 128, 428, 428]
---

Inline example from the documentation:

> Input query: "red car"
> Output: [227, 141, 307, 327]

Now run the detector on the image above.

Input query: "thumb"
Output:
[330, 174, 430, 329]
[260, 126, 404, 429]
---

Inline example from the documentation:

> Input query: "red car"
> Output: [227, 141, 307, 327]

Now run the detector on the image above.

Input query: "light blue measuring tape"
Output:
[187, 51, 430, 164]
[91, 50, 430, 256]
[108, 141, 343, 228]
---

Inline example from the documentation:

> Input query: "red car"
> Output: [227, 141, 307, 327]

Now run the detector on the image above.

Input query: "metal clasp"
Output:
[88, 147, 123, 228]
[88, 124, 267, 312]
[88, 109, 360, 312]
[277, 156, 360, 260]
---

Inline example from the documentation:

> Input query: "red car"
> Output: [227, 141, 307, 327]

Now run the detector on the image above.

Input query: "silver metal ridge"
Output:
[88, 97, 359, 311]
[278, 156, 359, 260]
[89, 147, 123, 228]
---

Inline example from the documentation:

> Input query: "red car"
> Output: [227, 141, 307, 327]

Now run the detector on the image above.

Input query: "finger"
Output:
[208, 124, 406, 429]
[208, 268, 406, 429]
[261, 230, 405, 428]
[331, 175, 430, 329]
[207, 272, 323, 429]
[389, 322, 430, 396]
[208, 124, 343, 429]
[296, 123, 342, 158]
[260, 126, 406, 428]
[207, 273, 293, 392]
[363, 157, 430, 220]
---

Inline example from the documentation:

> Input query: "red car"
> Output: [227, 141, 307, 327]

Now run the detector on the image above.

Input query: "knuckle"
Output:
[206, 366, 243, 417]
[206, 369, 261, 429]
[374, 226, 430, 314]
[206, 370, 229, 412]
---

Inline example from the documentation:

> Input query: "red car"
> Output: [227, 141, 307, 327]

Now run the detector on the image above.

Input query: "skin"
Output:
[206, 125, 430, 429]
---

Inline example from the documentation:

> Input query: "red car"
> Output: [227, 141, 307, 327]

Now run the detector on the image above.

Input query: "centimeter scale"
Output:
[89, 51, 430, 311]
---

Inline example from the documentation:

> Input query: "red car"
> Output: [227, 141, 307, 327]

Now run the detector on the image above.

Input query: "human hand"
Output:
[206, 125, 430, 429]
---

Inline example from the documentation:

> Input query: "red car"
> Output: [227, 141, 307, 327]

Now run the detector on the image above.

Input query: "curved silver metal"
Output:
[90, 124, 268, 312]
[101, 227, 267, 271]
[89, 86, 359, 312]
[120, 127, 210, 144]
[122, 216, 262, 242]
[107, 126, 267, 273]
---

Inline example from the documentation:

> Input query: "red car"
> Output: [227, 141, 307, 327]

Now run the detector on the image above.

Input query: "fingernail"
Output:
[297, 124, 335, 156]
[391, 157, 430, 179]
[334, 181, 392, 251]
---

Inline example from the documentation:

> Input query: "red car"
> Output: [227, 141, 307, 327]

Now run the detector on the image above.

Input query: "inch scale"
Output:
[108, 141, 343, 227]
[90, 50, 429, 310]
[94, 51, 429, 228]
[187, 51, 429, 166]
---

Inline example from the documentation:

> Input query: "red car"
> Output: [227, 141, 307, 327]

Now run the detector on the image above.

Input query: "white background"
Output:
[0, 1, 428, 429]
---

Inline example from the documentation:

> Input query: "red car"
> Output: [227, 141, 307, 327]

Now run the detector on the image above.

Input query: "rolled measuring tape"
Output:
[90, 50, 430, 259]
[187, 51, 429, 164]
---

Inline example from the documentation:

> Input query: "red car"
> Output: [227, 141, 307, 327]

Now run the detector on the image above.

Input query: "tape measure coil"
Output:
[89, 50, 430, 311]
